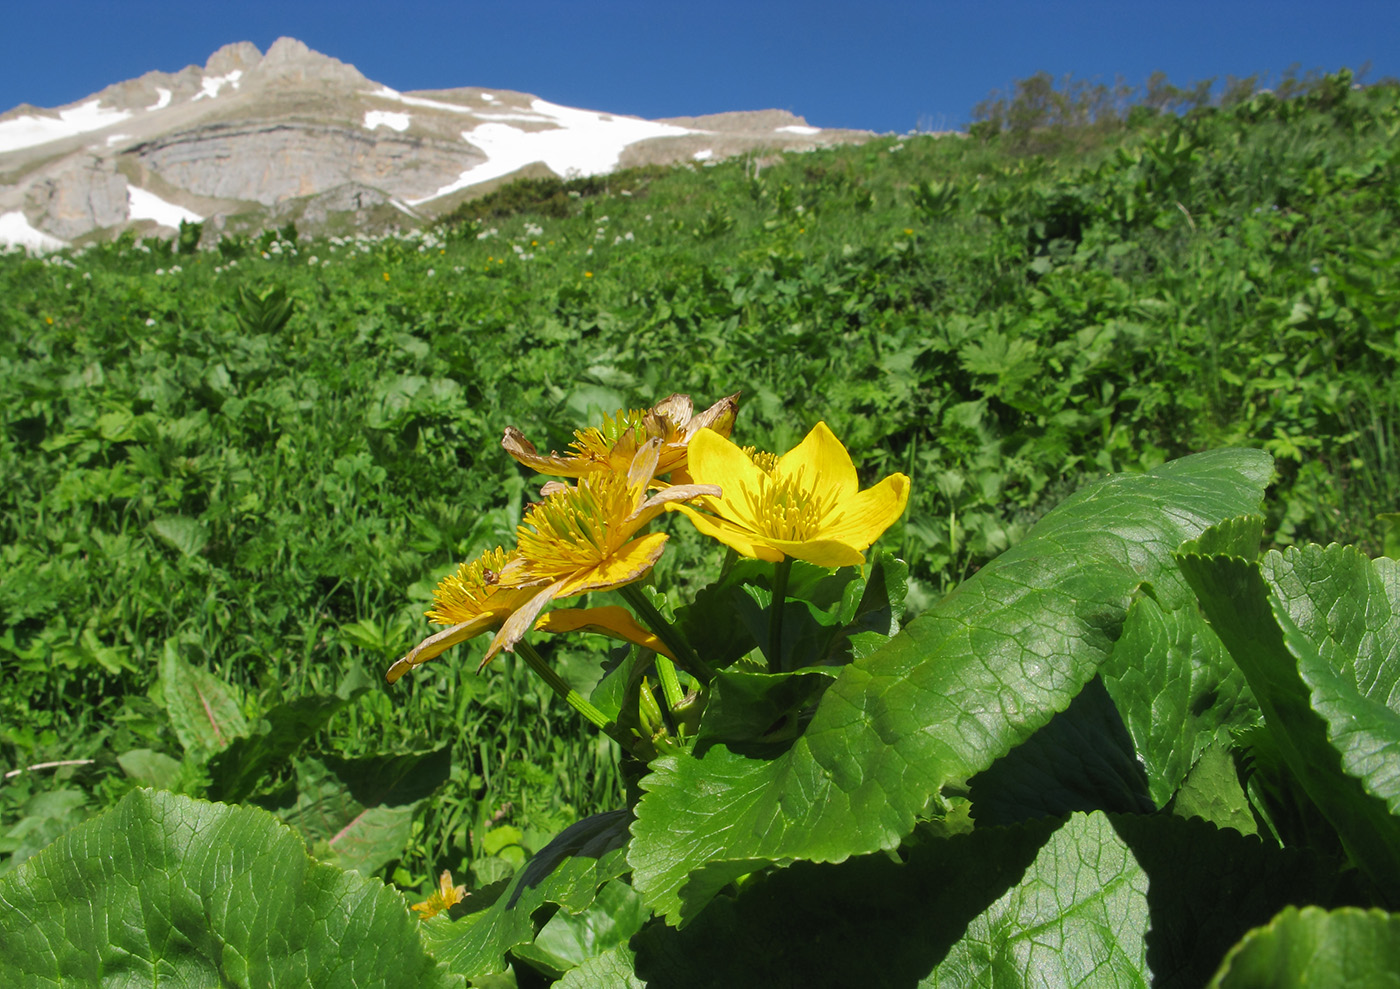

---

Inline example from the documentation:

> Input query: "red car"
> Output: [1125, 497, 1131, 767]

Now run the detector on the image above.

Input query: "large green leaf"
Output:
[633, 817, 1059, 988]
[1208, 906, 1400, 988]
[634, 811, 1344, 988]
[631, 449, 1273, 924]
[207, 693, 347, 803]
[0, 788, 461, 988]
[555, 944, 646, 989]
[159, 639, 249, 763]
[512, 879, 650, 980]
[424, 809, 633, 979]
[1170, 739, 1258, 835]
[1262, 546, 1400, 814]
[1177, 542, 1400, 892]
[966, 676, 1155, 825]
[923, 812, 1149, 986]
[1101, 590, 1259, 806]
[278, 750, 452, 877]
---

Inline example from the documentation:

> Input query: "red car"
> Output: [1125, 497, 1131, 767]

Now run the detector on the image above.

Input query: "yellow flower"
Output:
[388, 547, 676, 682]
[386, 547, 535, 683]
[501, 393, 738, 482]
[411, 870, 467, 919]
[483, 439, 718, 661]
[675, 422, 910, 567]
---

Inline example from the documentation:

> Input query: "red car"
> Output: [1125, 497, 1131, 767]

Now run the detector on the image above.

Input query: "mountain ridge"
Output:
[0, 38, 872, 249]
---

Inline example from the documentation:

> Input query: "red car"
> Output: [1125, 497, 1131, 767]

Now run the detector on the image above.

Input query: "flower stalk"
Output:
[515, 639, 638, 756]
[619, 583, 714, 684]
[769, 557, 793, 672]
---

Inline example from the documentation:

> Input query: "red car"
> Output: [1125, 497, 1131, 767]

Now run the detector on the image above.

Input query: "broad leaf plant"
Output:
[3, 394, 1398, 987]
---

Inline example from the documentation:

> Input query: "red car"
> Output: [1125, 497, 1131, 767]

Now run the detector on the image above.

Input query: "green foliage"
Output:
[2, 69, 1399, 983]
[0, 788, 462, 987]
[1208, 906, 1400, 987]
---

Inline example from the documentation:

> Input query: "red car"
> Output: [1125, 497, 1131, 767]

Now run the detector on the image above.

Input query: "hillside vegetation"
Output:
[2, 70, 1398, 905]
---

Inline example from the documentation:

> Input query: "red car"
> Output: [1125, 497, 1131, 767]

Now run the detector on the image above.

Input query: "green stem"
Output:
[769, 557, 793, 672]
[515, 639, 637, 754]
[618, 583, 714, 684]
[653, 655, 685, 712]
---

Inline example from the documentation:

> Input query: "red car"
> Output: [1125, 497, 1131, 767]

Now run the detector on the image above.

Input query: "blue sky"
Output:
[3, 1, 1397, 134]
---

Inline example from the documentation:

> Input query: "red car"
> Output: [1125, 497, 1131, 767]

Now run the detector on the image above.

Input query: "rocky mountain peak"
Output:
[0, 38, 873, 250]
[204, 41, 263, 77]
[249, 37, 367, 88]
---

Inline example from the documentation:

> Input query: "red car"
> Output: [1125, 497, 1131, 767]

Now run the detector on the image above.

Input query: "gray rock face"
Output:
[0, 37, 874, 248]
[23, 155, 129, 239]
[133, 123, 479, 204]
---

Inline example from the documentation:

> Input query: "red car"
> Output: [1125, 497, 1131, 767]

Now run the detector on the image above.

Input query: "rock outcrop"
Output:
[0, 38, 874, 248]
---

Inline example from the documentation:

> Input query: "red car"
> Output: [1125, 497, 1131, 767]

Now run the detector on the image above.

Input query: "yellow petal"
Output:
[626, 437, 663, 491]
[628, 482, 722, 528]
[482, 582, 565, 665]
[556, 531, 669, 597]
[773, 421, 858, 501]
[759, 536, 867, 567]
[685, 428, 769, 529]
[672, 503, 785, 562]
[387, 613, 500, 683]
[537, 606, 677, 659]
[820, 472, 911, 549]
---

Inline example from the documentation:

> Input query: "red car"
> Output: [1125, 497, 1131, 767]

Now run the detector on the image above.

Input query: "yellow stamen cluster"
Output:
[742, 446, 779, 475]
[742, 469, 841, 542]
[426, 547, 518, 625]
[512, 473, 639, 583]
[569, 408, 653, 461]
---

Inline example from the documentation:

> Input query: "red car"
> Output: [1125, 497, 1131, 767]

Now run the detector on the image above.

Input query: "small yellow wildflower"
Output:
[904, 228, 914, 235]
[584, 271, 593, 278]
[676, 422, 910, 567]
[383, 271, 390, 281]
[45, 316, 54, 325]
[411, 870, 467, 919]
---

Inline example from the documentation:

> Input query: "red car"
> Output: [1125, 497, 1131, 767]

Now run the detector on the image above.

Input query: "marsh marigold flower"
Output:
[388, 547, 678, 683]
[501, 393, 739, 482]
[386, 547, 535, 683]
[675, 422, 910, 567]
[482, 439, 718, 661]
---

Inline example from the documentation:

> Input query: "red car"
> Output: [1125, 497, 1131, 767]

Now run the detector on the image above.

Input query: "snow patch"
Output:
[370, 85, 473, 114]
[147, 88, 172, 111]
[128, 187, 203, 228]
[409, 98, 695, 204]
[364, 110, 411, 132]
[0, 211, 68, 251]
[105, 133, 131, 147]
[192, 70, 243, 101]
[0, 99, 133, 154]
[480, 93, 496, 102]
[776, 125, 820, 135]
[692, 149, 714, 161]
